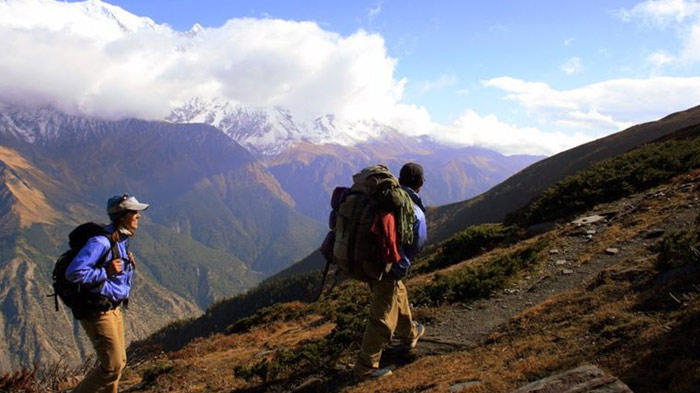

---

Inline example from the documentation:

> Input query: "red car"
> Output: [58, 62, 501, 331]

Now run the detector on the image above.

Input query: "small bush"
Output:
[415, 241, 545, 306]
[416, 224, 519, 273]
[141, 361, 175, 385]
[229, 302, 311, 334]
[652, 229, 700, 271]
[233, 282, 369, 383]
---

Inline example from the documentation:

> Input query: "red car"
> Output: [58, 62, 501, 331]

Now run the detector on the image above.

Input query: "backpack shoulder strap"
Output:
[97, 231, 120, 264]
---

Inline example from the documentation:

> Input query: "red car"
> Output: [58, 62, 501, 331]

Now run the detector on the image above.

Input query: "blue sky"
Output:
[88, 0, 692, 120]
[3, 0, 700, 154]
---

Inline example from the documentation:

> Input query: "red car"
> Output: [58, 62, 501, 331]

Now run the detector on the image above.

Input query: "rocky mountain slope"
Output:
[54, 112, 698, 393]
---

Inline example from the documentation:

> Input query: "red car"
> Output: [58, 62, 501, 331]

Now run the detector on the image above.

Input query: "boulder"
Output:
[449, 380, 482, 392]
[510, 365, 633, 393]
[572, 215, 606, 226]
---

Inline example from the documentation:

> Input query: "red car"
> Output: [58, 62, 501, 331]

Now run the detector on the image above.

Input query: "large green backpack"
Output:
[333, 165, 415, 281]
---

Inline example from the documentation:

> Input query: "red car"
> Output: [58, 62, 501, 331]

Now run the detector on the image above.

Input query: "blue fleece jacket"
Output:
[65, 225, 134, 303]
[391, 187, 428, 278]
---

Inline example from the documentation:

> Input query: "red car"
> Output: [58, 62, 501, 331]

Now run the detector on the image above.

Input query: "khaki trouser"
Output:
[74, 308, 127, 393]
[353, 279, 418, 374]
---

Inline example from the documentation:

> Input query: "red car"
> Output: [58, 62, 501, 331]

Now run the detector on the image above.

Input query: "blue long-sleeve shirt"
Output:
[391, 187, 428, 278]
[65, 226, 134, 303]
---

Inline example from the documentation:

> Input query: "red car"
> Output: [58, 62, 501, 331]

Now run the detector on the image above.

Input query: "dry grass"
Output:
[123, 312, 334, 392]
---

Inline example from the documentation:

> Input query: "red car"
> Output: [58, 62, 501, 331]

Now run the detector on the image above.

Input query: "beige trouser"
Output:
[353, 279, 418, 374]
[74, 308, 127, 393]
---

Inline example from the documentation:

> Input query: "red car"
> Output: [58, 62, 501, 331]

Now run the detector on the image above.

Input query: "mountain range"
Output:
[167, 98, 542, 220]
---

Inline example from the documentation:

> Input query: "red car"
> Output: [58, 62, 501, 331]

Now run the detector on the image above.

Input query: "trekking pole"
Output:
[326, 270, 341, 295]
[313, 260, 331, 302]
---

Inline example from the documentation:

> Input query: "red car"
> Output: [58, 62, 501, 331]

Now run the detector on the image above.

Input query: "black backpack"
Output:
[49, 222, 120, 320]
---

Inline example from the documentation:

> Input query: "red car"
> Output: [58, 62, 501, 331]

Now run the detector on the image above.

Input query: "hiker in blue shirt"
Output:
[392, 163, 428, 279]
[353, 163, 428, 380]
[66, 194, 149, 393]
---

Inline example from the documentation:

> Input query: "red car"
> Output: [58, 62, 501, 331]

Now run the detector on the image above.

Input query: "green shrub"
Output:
[414, 241, 545, 306]
[416, 224, 519, 273]
[233, 282, 369, 383]
[229, 302, 312, 333]
[652, 229, 700, 271]
[141, 361, 175, 385]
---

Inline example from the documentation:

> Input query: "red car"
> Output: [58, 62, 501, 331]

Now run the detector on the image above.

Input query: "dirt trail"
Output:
[381, 178, 699, 368]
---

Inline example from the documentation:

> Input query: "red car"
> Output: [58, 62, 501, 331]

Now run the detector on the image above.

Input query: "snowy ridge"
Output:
[0, 0, 163, 43]
[0, 104, 103, 143]
[166, 98, 394, 156]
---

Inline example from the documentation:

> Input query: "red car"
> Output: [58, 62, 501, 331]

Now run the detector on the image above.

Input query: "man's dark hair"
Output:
[399, 162, 424, 189]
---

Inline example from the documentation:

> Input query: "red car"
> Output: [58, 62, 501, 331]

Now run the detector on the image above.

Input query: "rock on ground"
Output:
[510, 365, 633, 393]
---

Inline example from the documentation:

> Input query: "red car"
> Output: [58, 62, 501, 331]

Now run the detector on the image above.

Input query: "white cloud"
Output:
[368, 3, 382, 22]
[619, 0, 700, 25]
[647, 50, 676, 68]
[419, 74, 459, 93]
[434, 110, 591, 156]
[620, 0, 700, 66]
[680, 20, 700, 62]
[484, 75, 700, 132]
[564, 37, 575, 46]
[0, 0, 424, 126]
[561, 57, 583, 75]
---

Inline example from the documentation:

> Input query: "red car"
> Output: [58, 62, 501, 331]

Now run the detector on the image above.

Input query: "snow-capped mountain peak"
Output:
[0, 0, 162, 42]
[166, 98, 392, 156]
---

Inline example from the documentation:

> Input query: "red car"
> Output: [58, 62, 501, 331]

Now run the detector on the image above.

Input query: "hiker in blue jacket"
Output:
[353, 163, 428, 380]
[66, 194, 149, 393]
[392, 163, 428, 279]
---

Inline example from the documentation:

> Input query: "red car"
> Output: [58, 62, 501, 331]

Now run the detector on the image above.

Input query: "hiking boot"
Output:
[390, 323, 426, 352]
[408, 323, 425, 349]
[355, 367, 393, 380]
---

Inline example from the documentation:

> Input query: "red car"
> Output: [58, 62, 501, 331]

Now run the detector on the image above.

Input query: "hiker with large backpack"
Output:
[61, 194, 149, 393]
[323, 164, 427, 379]
[352, 163, 427, 379]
